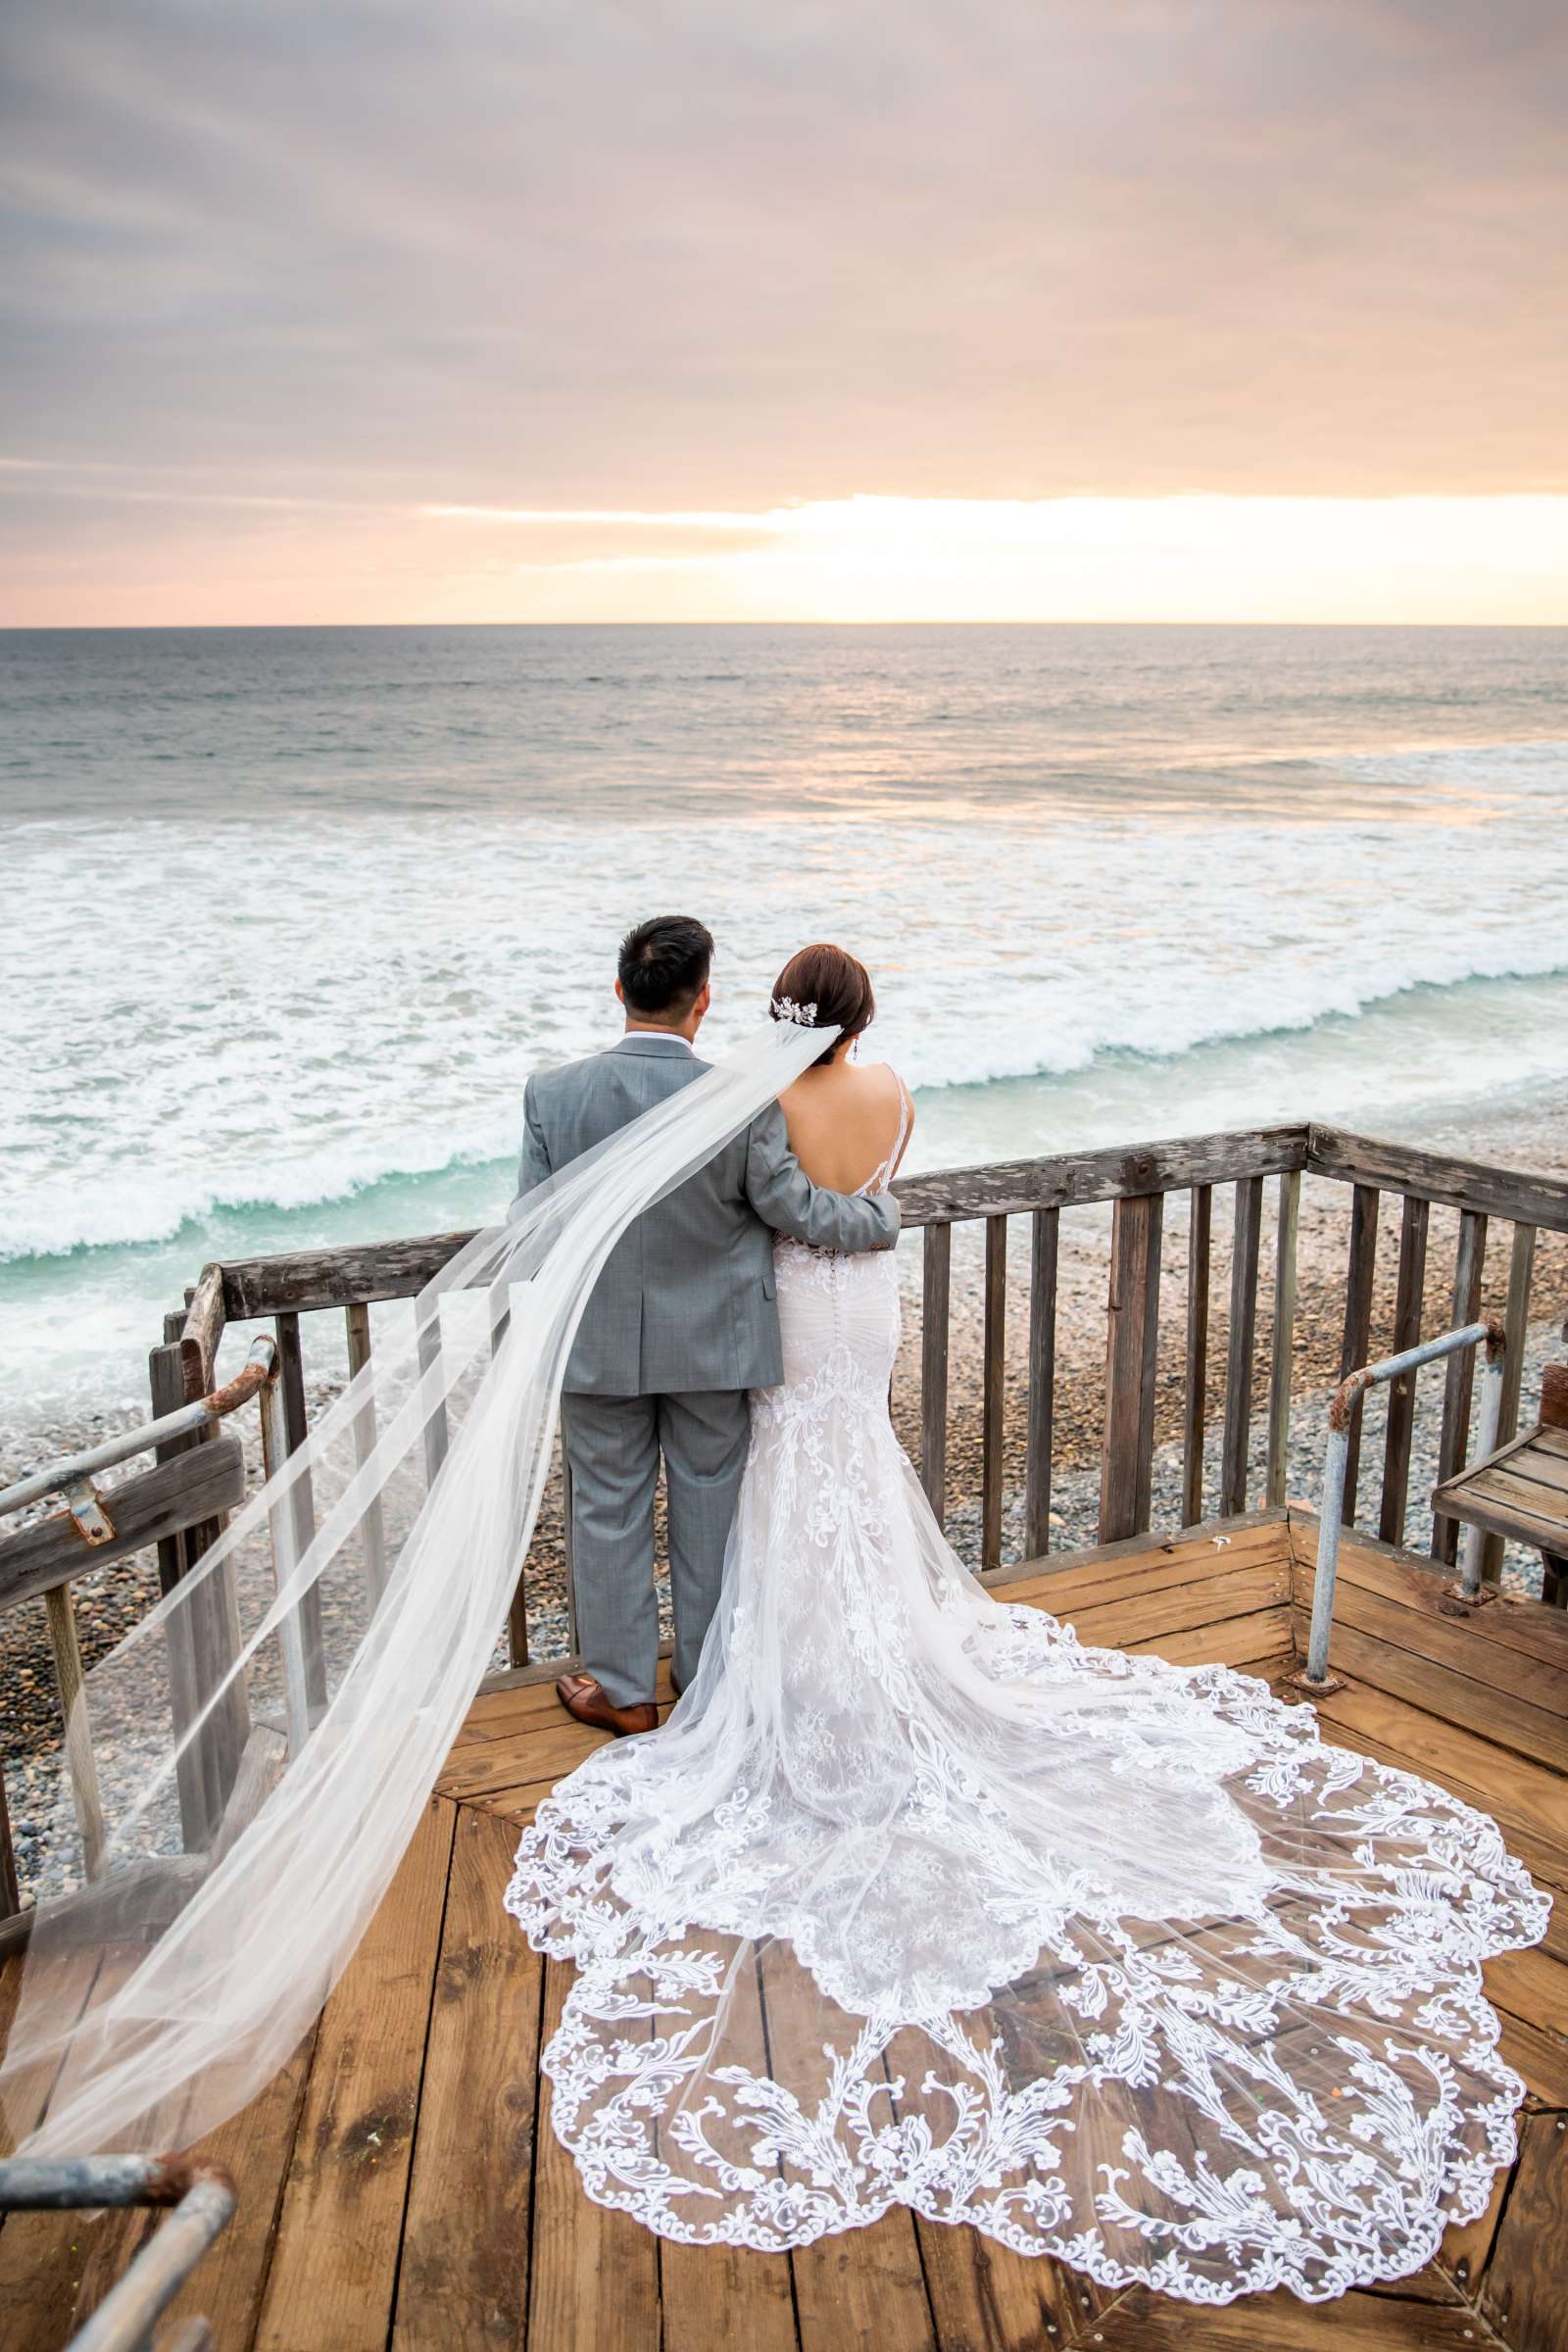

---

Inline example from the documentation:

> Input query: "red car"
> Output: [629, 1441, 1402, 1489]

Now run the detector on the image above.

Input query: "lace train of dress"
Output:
[506, 1228, 1549, 2304]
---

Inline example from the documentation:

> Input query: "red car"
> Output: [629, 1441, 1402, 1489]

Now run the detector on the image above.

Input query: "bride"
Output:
[508, 944, 1547, 2303]
[2, 938, 1546, 2314]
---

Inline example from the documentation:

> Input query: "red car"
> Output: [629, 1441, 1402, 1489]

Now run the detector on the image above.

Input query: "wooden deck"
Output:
[4, 1505, 1568, 2352]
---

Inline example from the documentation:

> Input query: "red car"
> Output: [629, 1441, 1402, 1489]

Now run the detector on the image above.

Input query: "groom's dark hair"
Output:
[618, 914, 714, 1019]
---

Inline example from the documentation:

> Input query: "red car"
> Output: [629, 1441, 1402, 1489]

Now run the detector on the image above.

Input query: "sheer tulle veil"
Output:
[0, 1017, 840, 2161]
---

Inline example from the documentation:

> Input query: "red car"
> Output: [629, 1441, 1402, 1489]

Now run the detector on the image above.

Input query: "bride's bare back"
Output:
[779, 1055, 913, 1196]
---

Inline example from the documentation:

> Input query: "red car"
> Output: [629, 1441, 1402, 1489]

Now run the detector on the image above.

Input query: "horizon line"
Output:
[6, 615, 1568, 632]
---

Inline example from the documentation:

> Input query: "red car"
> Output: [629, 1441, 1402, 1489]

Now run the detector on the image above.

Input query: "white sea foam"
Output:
[5, 743, 1567, 1265]
[4, 623, 1568, 1429]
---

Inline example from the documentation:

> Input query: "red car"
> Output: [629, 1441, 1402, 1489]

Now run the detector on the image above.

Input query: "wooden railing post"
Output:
[150, 1322, 250, 1848]
[1481, 1222, 1537, 1585]
[1337, 1184, 1380, 1525]
[1183, 1184, 1212, 1527]
[1379, 1195, 1429, 1545]
[344, 1301, 389, 1607]
[560, 1452, 578, 1658]
[507, 1578, 531, 1670]
[415, 1298, 451, 1489]
[0, 1766, 21, 1921]
[45, 1585, 108, 1879]
[258, 1371, 316, 1753]
[1266, 1171, 1299, 1508]
[1024, 1206, 1058, 1556]
[1220, 1176, 1263, 1516]
[1100, 1193, 1162, 1543]
[273, 1311, 328, 1712]
[486, 1291, 530, 1668]
[981, 1215, 1008, 1570]
[1433, 1210, 1489, 1566]
[920, 1224, 952, 1530]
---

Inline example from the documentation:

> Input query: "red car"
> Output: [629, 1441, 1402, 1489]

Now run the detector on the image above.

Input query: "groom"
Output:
[515, 914, 901, 1735]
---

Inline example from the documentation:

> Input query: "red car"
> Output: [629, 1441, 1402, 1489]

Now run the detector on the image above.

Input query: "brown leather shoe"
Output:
[555, 1673, 657, 1738]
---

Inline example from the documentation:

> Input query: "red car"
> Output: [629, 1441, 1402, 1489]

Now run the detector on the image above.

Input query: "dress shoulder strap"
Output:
[886, 1076, 912, 1177]
[855, 1072, 913, 1198]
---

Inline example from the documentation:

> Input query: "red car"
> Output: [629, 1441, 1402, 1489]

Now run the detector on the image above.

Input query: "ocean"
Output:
[3, 622, 1566, 1431]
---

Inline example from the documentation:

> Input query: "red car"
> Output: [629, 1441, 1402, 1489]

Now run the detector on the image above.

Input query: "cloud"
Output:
[423, 506, 781, 531]
[1, 2, 1565, 617]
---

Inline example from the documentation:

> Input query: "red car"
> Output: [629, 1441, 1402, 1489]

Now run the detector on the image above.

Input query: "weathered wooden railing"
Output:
[188, 1118, 1568, 1628]
[908, 1123, 1565, 1572]
[902, 1124, 1302, 1554]
[3, 1119, 1565, 1915]
[1305, 1129, 1563, 1580]
[0, 1343, 276, 1928]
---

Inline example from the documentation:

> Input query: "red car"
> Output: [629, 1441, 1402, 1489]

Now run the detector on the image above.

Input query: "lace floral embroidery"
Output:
[506, 1220, 1548, 2302]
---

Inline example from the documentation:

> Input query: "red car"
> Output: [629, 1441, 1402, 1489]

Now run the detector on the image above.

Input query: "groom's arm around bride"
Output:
[515, 914, 899, 1734]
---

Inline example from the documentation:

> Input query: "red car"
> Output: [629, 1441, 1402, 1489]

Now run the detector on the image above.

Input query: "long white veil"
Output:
[1, 1018, 837, 2161]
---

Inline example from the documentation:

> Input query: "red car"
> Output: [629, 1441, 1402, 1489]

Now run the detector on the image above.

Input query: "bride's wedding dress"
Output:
[7, 1009, 1542, 2307]
[507, 1108, 1549, 2305]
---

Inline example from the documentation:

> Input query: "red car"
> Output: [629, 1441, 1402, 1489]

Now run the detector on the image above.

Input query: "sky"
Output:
[2, 0, 1566, 625]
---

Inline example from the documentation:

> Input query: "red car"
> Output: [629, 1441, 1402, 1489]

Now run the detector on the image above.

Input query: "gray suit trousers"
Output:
[561, 1387, 751, 1707]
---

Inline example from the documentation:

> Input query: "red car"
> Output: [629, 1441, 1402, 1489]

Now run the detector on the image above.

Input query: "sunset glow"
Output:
[4, 480, 1565, 627]
[425, 495, 1568, 626]
[4, 2, 1566, 626]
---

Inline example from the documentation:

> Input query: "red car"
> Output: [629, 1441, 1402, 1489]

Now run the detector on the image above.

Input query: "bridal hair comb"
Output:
[770, 996, 819, 1028]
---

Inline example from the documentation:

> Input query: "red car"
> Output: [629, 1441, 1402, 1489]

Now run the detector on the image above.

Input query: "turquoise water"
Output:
[3, 622, 1566, 1424]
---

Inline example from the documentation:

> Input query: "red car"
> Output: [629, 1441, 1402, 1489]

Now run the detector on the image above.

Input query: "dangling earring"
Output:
[852, 1037, 859, 1061]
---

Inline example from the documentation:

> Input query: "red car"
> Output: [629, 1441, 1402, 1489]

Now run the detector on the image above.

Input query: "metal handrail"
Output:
[0, 2154, 235, 2352]
[1301, 1316, 1506, 1685]
[0, 1336, 277, 1521]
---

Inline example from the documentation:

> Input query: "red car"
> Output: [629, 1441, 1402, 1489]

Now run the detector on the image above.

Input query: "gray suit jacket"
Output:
[515, 1033, 901, 1396]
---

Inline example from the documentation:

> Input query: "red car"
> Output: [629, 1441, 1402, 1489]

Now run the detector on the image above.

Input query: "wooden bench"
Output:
[1434, 1360, 1568, 1605]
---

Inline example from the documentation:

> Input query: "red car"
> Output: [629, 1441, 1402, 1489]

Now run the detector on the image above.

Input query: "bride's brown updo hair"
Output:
[771, 944, 876, 1069]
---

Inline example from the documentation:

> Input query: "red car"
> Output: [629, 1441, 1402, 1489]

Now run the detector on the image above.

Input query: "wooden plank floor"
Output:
[2, 1507, 1565, 2351]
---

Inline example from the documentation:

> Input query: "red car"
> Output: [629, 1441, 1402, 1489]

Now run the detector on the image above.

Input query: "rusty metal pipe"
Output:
[0, 2156, 236, 2352]
[0, 2153, 210, 2210]
[201, 1347, 276, 1420]
[1327, 1321, 1494, 1433]
[0, 2154, 191, 2201]
[0, 1337, 276, 1519]
[76, 2175, 234, 2352]
[1304, 1318, 1502, 1686]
